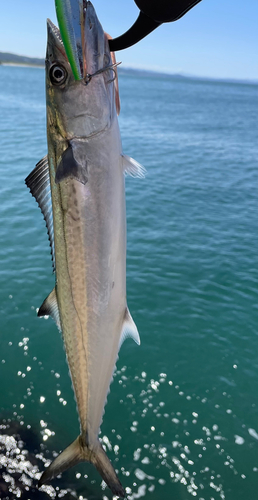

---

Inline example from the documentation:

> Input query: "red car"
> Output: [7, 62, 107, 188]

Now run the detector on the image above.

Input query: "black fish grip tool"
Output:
[109, 0, 202, 51]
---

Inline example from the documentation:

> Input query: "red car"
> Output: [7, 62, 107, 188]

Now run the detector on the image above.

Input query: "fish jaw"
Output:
[83, 1, 108, 77]
[46, 12, 116, 141]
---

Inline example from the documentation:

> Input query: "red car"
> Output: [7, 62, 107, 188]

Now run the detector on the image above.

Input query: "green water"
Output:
[0, 65, 258, 499]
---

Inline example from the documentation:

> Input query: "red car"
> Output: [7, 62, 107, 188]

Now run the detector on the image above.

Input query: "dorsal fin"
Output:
[25, 156, 55, 271]
[38, 287, 61, 331]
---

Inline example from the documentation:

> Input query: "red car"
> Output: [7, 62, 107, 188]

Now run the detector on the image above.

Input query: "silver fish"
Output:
[25, 1, 144, 497]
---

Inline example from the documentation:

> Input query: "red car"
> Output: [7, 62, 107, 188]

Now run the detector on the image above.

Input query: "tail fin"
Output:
[38, 435, 125, 498]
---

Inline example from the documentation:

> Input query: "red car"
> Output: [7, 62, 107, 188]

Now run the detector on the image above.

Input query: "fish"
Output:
[25, 1, 145, 497]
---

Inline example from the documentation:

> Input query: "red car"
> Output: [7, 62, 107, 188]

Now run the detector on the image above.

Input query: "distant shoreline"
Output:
[0, 53, 257, 85]
[1, 62, 44, 68]
[0, 51, 44, 67]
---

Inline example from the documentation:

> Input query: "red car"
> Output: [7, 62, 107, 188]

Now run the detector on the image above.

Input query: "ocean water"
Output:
[0, 65, 257, 500]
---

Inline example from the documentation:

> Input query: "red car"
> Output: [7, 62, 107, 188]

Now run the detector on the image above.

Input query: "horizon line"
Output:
[1, 51, 257, 85]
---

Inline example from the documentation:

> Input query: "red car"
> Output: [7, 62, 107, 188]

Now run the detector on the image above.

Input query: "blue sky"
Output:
[0, 0, 257, 80]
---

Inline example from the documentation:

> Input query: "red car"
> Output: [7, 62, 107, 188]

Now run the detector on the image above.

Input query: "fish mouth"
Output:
[46, 18, 67, 60]
[46, 18, 63, 46]
[47, 1, 108, 82]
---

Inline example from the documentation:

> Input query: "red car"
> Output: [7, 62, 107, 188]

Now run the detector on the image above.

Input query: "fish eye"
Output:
[49, 64, 67, 86]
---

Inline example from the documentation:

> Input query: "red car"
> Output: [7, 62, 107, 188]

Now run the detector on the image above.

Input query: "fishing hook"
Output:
[84, 61, 122, 85]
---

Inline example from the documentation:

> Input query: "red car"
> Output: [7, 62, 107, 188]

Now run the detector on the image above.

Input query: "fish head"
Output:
[46, 2, 119, 141]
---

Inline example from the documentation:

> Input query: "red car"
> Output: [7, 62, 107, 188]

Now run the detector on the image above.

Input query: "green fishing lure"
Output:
[55, 0, 85, 80]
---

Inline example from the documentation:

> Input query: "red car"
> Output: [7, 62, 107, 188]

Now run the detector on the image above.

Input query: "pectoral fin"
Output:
[55, 141, 88, 185]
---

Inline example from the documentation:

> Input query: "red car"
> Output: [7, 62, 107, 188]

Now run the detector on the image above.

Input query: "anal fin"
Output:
[119, 306, 140, 349]
[38, 287, 61, 331]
